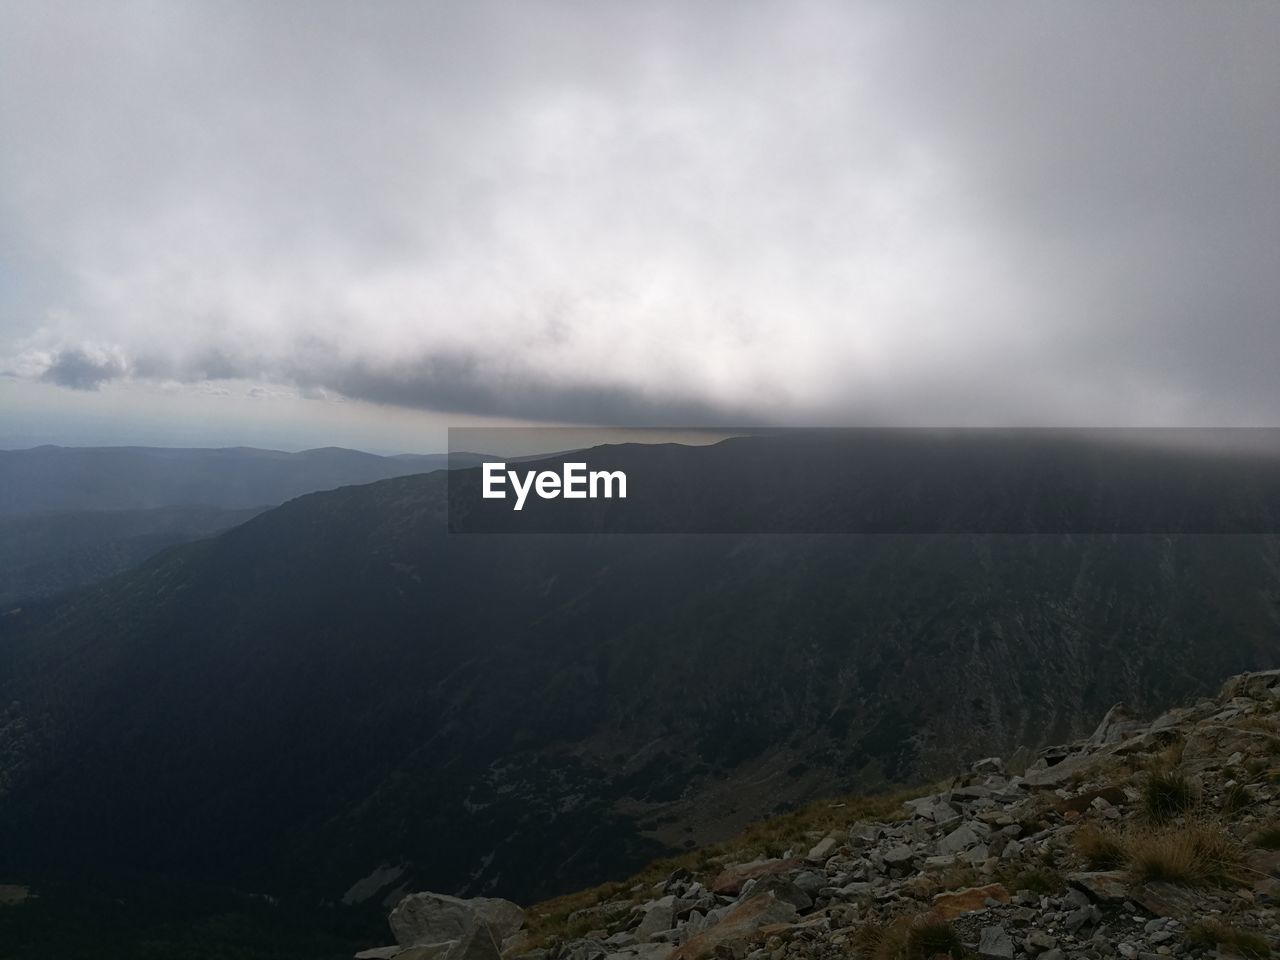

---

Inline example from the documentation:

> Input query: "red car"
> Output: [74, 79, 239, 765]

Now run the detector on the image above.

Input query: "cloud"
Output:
[0, 1, 1278, 427]
[38, 347, 127, 390]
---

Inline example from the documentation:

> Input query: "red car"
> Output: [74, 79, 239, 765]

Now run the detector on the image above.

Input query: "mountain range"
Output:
[0, 445, 484, 604]
[1, 432, 1278, 921]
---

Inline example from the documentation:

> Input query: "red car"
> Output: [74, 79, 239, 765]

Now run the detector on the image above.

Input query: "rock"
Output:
[1064, 904, 1100, 934]
[1054, 785, 1127, 814]
[667, 893, 798, 960]
[881, 844, 915, 868]
[960, 843, 989, 864]
[972, 757, 1004, 774]
[1023, 752, 1095, 788]
[1006, 746, 1032, 777]
[1218, 669, 1280, 701]
[1063, 888, 1091, 909]
[635, 896, 676, 941]
[848, 823, 882, 845]
[950, 784, 994, 802]
[709, 859, 805, 896]
[977, 925, 1015, 959]
[806, 837, 837, 862]
[930, 802, 961, 824]
[937, 823, 982, 855]
[745, 876, 811, 912]
[561, 941, 607, 960]
[1128, 882, 1201, 920]
[929, 883, 1010, 921]
[900, 874, 941, 900]
[395, 946, 462, 960]
[791, 871, 824, 897]
[1039, 951, 1064, 960]
[1023, 930, 1058, 954]
[399, 922, 500, 960]
[1246, 846, 1280, 899]
[1066, 871, 1130, 903]
[355, 949, 403, 960]
[1085, 703, 1143, 748]
[1181, 724, 1277, 765]
[906, 796, 959, 824]
[835, 881, 875, 898]
[390, 893, 525, 947]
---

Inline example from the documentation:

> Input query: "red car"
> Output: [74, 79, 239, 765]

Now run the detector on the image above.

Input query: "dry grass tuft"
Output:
[1153, 736, 1186, 769]
[1185, 920, 1271, 958]
[1142, 769, 1196, 822]
[852, 915, 963, 960]
[1072, 823, 1127, 869]
[1125, 821, 1244, 887]
[995, 864, 1065, 895]
[1222, 782, 1253, 816]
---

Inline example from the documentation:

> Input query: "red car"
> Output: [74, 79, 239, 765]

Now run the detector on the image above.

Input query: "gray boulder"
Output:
[978, 926, 1015, 959]
[634, 895, 676, 941]
[937, 822, 982, 855]
[390, 892, 525, 948]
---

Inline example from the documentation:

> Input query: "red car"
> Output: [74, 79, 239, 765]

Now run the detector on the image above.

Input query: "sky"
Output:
[1, 1, 1278, 452]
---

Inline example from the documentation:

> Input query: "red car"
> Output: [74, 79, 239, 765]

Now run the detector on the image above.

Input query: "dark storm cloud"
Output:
[39, 347, 127, 390]
[313, 353, 757, 426]
[1, 1, 1278, 425]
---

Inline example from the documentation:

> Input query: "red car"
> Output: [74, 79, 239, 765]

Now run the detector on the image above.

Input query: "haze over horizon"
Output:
[2, 1, 1279, 450]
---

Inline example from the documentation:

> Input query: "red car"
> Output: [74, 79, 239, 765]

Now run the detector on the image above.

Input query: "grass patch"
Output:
[1072, 823, 1127, 870]
[1125, 822, 1244, 888]
[1186, 921, 1270, 959]
[852, 915, 963, 960]
[521, 880, 634, 948]
[1154, 736, 1185, 769]
[725, 786, 924, 858]
[1142, 769, 1196, 822]
[1222, 782, 1253, 816]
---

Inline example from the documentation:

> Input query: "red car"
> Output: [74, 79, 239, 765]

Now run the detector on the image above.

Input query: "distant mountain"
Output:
[0, 445, 483, 515]
[0, 445, 484, 604]
[0, 505, 265, 605]
[1, 434, 1278, 912]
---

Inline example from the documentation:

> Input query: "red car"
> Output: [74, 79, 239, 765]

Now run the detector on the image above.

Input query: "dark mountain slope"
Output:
[1, 435, 1279, 907]
[0, 445, 488, 605]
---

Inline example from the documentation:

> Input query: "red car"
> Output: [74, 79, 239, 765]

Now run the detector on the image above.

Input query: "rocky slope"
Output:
[367, 669, 1280, 960]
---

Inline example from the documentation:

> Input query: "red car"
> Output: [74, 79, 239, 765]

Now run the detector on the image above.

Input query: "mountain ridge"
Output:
[1, 434, 1279, 911]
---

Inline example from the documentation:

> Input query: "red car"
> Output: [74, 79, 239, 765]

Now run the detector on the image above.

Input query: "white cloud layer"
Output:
[2, 1, 1278, 427]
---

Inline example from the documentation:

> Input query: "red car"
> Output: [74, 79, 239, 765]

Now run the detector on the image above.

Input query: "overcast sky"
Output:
[1, 1, 1278, 450]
